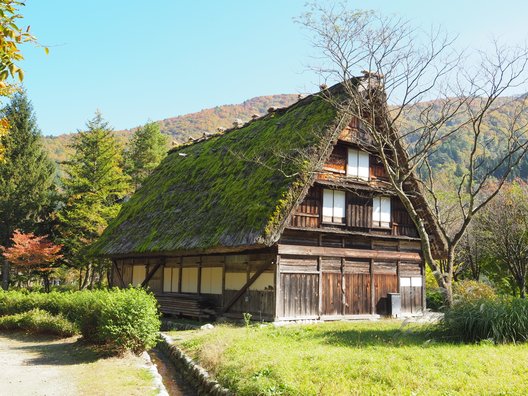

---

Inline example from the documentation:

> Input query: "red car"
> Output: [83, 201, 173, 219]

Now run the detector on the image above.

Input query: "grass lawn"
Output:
[169, 320, 528, 396]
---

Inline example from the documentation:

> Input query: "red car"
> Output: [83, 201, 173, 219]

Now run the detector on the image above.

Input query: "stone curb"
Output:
[157, 333, 233, 396]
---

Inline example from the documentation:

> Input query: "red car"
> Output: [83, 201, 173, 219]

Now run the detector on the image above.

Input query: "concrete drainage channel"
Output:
[155, 333, 233, 396]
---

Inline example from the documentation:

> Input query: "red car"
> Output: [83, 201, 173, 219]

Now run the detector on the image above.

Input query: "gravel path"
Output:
[0, 334, 78, 396]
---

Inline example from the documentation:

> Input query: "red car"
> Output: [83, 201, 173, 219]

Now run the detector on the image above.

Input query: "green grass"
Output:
[169, 320, 528, 395]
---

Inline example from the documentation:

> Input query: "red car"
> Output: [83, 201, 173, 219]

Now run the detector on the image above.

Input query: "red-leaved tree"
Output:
[1, 230, 62, 291]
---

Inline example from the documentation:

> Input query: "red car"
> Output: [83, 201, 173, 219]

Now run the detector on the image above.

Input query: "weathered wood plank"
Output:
[278, 244, 422, 261]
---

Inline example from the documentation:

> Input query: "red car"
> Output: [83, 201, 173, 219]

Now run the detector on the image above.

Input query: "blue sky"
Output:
[18, 1, 528, 136]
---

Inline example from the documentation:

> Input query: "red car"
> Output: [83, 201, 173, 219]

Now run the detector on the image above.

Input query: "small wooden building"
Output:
[93, 80, 445, 321]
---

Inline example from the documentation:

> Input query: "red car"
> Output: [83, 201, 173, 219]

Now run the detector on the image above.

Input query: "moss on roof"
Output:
[93, 91, 342, 256]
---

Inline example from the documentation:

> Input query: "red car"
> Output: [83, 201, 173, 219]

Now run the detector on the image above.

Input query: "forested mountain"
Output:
[42, 94, 299, 164]
[42, 93, 528, 180]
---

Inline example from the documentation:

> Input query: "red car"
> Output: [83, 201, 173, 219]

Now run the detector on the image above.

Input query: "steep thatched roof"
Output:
[93, 80, 447, 259]
[93, 85, 346, 256]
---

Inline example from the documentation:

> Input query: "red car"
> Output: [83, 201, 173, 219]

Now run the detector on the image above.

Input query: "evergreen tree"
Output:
[0, 91, 56, 289]
[124, 121, 168, 190]
[57, 112, 129, 289]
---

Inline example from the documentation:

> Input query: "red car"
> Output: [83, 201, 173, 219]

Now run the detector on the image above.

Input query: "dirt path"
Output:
[0, 332, 159, 396]
[0, 333, 78, 395]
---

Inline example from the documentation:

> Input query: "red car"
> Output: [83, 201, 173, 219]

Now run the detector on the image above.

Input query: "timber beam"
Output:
[278, 244, 421, 262]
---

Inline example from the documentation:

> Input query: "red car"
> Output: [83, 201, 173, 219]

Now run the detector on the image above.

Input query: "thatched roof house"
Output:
[94, 80, 445, 321]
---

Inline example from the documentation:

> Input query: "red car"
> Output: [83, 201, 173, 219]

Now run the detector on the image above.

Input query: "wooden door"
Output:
[374, 274, 398, 315]
[321, 272, 342, 316]
[280, 273, 319, 318]
[400, 276, 423, 314]
[344, 273, 371, 314]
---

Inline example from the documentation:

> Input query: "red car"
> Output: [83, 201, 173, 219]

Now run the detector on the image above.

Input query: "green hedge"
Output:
[442, 297, 528, 343]
[0, 308, 77, 337]
[0, 288, 161, 353]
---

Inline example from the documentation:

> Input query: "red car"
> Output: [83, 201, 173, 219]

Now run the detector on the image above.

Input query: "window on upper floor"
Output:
[347, 148, 369, 180]
[372, 196, 391, 228]
[322, 189, 346, 224]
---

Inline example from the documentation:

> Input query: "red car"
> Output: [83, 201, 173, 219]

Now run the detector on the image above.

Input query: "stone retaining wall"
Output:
[157, 333, 232, 396]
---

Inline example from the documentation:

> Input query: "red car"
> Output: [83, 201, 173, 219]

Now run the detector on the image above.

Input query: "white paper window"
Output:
[200, 267, 223, 294]
[372, 196, 391, 228]
[249, 272, 275, 291]
[411, 277, 422, 287]
[163, 267, 180, 293]
[181, 268, 198, 293]
[347, 148, 370, 180]
[322, 189, 346, 224]
[225, 272, 247, 290]
[132, 265, 146, 287]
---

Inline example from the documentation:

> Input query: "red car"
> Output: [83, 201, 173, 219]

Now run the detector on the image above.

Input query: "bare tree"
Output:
[299, 3, 528, 305]
[478, 181, 528, 298]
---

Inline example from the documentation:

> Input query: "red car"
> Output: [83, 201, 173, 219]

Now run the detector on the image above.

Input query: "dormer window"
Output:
[372, 196, 391, 228]
[322, 189, 346, 224]
[347, 148, 369, 180]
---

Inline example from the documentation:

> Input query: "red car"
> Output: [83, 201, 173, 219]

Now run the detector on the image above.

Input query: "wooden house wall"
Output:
[276, 229, 424, 319]
[113, 251, 276, 321]
[289, 185, 418, 238]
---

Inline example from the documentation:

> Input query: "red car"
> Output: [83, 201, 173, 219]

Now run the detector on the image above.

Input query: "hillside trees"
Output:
[0, 92, 56, 290]
[124, 121, 168, 190]
[477, 182, 528, 298]
[300, 4, 528, 305]
[57, 112, 129, 289]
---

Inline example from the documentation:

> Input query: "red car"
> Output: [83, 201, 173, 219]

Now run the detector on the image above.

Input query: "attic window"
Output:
[347, 148, 369, 180]
[322, 189, 346, 224]
[372, 196, 391, 228]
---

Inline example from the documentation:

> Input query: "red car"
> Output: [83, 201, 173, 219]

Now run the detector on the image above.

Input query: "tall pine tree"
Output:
[124, 121, 168, 190]
[0, 91, 56, 289]
[57, 112, 129, 289]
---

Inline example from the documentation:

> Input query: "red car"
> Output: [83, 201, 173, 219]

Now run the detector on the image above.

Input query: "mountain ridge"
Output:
[42, 94, 299, 164]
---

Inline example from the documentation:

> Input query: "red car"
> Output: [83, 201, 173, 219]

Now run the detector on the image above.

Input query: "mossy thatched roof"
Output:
[93, 87, 345, 256]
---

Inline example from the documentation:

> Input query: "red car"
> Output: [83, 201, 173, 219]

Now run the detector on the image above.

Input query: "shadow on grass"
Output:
[0, 331, 109, 365]
[306, 324, 454, 348]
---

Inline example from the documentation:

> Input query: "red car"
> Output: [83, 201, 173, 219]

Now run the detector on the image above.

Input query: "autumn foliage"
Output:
[1, 230, 62, 275]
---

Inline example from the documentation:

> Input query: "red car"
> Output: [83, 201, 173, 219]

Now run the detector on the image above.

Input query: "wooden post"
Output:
[178, 257, 183, 293]
[197, 256, 202, 295]
[318, 256, 323, 318]
[341, 257, 346, 316]
[222, 256, 226, 309]
[370, 259, 375, 315]
[274, 255, 281, 320]
[422, 262, 427, 311]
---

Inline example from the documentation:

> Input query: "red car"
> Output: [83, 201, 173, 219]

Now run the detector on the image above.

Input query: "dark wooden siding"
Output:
[290, 188, 321, 228]
[279, 273, 319, 318]
[289, 185, 419, 238]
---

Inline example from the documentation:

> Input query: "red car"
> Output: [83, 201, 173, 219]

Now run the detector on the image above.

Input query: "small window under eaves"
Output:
[347, 148, 369, 180]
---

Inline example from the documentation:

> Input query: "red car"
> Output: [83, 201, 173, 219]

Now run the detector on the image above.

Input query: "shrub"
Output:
[442, 297, 528, 343]
[0, 308, 77, 337]
[453, 280, 497, 305]
[96, 288, 161, 353]
[0, 288, 161, 353]
[426, 288, 445, 312]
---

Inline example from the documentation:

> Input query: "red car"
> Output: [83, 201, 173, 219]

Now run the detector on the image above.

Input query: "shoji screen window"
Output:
[322, 189, 346, 224]
[347, 148, 369, 180]
[372, 196, 391, 228]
